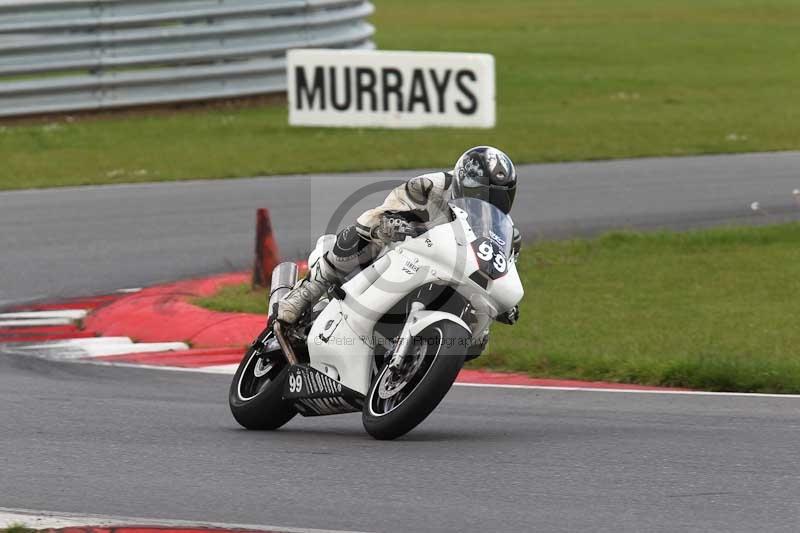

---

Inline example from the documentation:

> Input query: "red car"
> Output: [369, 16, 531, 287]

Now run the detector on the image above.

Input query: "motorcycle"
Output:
[228, 197, 524, 440]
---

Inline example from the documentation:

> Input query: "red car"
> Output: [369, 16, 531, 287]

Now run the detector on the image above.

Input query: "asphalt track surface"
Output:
[2, 151, 800, 307]
[1, 355, 799, 533]
[3, 152, 800, 532]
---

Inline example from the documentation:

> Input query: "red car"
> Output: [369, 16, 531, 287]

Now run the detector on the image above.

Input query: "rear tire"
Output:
[362, 321, 467, 440]
[229, 328, 296, 430]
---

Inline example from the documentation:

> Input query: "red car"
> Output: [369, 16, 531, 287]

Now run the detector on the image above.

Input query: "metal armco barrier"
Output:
[0, 0, 375, 117]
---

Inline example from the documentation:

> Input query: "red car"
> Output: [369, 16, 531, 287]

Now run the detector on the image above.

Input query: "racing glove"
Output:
[512, 227, 522, 258]
[496, 305, 520, 325]
[376, 212, 424, 243]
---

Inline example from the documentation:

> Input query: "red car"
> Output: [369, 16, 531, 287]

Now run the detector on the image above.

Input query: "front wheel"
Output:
[229, 328, 296, 430]
[362, 321, 467, 440]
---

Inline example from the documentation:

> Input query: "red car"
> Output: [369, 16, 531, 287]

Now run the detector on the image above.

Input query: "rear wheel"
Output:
[229, 328, 296, 430]
[362, 321, 467, 440]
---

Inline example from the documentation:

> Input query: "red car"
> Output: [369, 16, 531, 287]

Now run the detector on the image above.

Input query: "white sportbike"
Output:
[229, 197, 524, 440]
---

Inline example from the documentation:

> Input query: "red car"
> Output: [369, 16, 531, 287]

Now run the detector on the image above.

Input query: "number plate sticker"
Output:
[471, 237, 508, 280]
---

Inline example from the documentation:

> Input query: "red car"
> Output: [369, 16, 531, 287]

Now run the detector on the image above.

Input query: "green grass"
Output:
[481, 223, 800, 393]
[2, 0, 800, 190]
[194, 223, 800, 393]
[194, 282, 271, 315]
[2, 524, 35, 533]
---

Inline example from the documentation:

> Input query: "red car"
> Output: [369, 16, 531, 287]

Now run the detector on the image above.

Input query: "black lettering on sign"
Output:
[295, 66, 325, 110]
[407, 68, 431, 113]
[355, 67, 378, 112]
[294, 63, 486, 118]
[382, 68, 404, 112]
[330, 66, 352, 111]
[428, 69, 452, 113]
[455, 69, 478, 115]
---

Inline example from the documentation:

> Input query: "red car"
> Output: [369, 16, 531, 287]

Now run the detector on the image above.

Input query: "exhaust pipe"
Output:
[267, 262, 298, 321]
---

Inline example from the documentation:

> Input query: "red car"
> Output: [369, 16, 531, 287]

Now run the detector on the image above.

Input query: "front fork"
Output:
[387, 301, 426, 373]
[273, 321, 299, 365]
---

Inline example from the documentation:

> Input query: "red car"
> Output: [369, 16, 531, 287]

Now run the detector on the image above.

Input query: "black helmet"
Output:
[452, 146, 517, 214]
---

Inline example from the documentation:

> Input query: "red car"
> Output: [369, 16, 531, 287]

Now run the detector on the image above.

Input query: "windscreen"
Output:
[448, 197, 514, 280]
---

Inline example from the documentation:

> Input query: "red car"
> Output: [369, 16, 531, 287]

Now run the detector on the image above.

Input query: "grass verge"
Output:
[194, 282, 269, 315]
[2, 0, 800, 189]
[195, 223, 800, 393]
[2, 524, 35, 533]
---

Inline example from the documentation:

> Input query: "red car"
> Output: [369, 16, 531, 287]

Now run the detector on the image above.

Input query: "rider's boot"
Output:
[276, 255, 339, 324]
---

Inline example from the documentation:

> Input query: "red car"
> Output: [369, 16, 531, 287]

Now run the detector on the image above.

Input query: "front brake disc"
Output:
[377, 350, 426, 399]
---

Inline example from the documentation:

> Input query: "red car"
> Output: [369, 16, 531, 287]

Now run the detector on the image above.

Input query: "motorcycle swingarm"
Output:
[282, 363, 365, 417]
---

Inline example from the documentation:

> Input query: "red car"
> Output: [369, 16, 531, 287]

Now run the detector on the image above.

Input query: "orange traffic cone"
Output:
[252, 208, 281, 288]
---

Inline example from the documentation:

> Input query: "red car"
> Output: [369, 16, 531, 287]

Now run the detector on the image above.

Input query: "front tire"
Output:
[362, 321, 467, 440]
[229, 328, 296, 430]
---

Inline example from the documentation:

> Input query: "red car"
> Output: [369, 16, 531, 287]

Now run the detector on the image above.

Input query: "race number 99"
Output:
[288, 373, 303, 393]
[471, 237, 508, 280]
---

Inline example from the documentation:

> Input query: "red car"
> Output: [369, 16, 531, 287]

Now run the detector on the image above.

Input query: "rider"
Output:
[276, 146, 521, 325]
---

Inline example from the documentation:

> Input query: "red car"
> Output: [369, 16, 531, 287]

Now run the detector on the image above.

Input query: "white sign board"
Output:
[287, 49, 495, 129]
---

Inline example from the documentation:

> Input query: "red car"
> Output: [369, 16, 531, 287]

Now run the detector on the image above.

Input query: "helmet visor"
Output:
[461, 182, 515, 214]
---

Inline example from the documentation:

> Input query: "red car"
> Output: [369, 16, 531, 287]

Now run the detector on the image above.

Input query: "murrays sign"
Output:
[287, 49, 495, 129]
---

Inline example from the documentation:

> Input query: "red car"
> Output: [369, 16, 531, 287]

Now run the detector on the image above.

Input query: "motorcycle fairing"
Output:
[307, 297, 374, 394]
[305, 200, 523, 398]
[283, 363, 365, 417]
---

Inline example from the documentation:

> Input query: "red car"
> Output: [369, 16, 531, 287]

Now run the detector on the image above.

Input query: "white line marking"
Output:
[0, 510, 120, 529]
[78, 342, 189, 357]
[453, 382, 800, 399]
[0, 506, 372, 533]
[12, 337, 133, 349]
[78, 360, 239, 374]
[116, 288, 143, 293]
[75, 359, 800, 399]
[0, 318, 74, 327]
[194, 363, 239, 374]
[8, 343, 796, 400]
[6, 341, 188, 358]
[0, 310, 87, 320]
